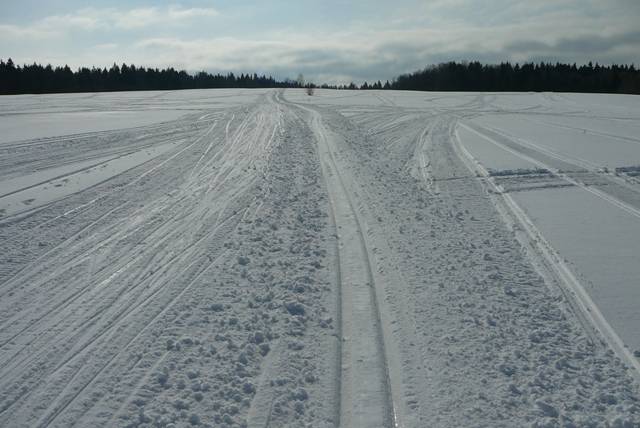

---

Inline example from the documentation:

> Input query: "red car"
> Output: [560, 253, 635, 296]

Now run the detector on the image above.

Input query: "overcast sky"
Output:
[1, 0, 639, 84]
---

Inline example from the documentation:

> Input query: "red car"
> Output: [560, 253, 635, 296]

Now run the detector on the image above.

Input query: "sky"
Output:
[1, 0, 639, 84]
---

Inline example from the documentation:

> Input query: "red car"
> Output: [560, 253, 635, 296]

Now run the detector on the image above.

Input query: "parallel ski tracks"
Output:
[288, 99, 400, 428]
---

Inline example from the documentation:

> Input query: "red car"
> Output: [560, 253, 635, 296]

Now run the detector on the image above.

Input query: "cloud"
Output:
[504, 31, 640, 62]
[1, 0, 639, 84]
[0, 5, 220, 39]
[124, 21, 640, 84]
[93, 43, 119, 50]
[0, 24, 55, 40]
[112, 6, 219, 29]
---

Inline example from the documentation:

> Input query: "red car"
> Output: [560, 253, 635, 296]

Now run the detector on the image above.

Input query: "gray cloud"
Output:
[503, 31, 640, 64]
[1, 1, 639, 84]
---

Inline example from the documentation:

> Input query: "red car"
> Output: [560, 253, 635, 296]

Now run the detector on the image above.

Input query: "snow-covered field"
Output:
[0, 88, 639, 427]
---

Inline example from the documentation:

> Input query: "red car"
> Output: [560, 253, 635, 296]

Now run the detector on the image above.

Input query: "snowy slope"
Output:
[0, 89, 639, 427]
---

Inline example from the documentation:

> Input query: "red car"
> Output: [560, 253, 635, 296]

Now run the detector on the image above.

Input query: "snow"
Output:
[0, 88, 639, 427]
[454, 91, 640, 363]
[512, 185, 640, 353]
[0, 110, 187, 144]
[0, 141, 177, 217]
[456, 124, 538, 172]
[0, 89, 272, 144]
[472, 113, 640, 169]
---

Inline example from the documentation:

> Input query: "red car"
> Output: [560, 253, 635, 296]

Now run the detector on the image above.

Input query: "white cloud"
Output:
[0, 5, 220, 39]
[167, 6, 219, 21]
[112, 6, 219, 29]
[93, 43, 118, 50]
[40, 13, 104, 31]
[0, 24, 55, 40]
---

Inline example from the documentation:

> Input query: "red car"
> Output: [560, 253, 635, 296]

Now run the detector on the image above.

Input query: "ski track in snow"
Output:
[292, 100, 397, 427]
[0, 89, 639, 427]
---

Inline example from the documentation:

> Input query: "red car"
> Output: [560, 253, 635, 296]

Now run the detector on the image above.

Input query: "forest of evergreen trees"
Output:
[385, 61, 640, 94]
[0, 59, 297, 94]
[2, 58, 640, 95]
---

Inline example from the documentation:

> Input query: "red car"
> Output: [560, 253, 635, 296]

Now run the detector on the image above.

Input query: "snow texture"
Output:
[0, 89, 639, 427]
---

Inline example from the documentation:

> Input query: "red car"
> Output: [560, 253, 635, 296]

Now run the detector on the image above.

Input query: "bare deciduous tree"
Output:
[297, 73, 314, 95]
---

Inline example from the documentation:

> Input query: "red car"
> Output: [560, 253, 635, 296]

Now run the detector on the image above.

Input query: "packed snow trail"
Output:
[0, 89, 639, 427]
[291, 101, 396, 427]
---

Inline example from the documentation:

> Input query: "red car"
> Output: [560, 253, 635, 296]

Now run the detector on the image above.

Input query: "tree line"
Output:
[380, 61, 640, 94]
[2, 58, 639, 95]
[0, 59, 298, 94]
